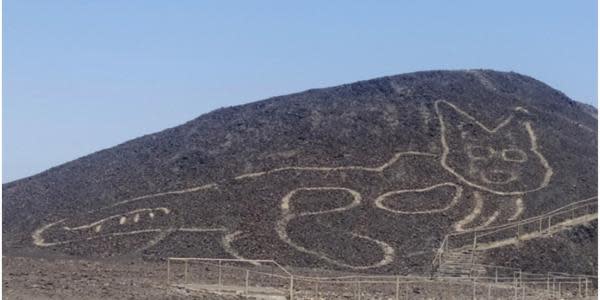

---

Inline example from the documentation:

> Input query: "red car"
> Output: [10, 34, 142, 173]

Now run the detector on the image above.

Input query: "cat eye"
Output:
[466, 146, 493, 159]
[501, 149, 527, 162]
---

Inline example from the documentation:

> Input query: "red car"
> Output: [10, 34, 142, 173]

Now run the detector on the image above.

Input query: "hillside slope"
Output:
[3, 70, 597, 274]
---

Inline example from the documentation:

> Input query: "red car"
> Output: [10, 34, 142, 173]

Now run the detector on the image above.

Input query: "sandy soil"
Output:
[2, 255, 236, 300]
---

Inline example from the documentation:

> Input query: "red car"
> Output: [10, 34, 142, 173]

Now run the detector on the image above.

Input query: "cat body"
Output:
[33, 100, 553, 270]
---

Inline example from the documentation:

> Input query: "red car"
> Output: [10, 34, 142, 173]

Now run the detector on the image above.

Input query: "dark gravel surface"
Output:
[3, 70, 597, 275]
[484, 220, 598, 275]
[2, 256, 238, 300]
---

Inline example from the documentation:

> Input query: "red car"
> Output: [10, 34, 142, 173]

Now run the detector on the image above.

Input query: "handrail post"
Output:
[396, 276, 400, 300]
[471, 232, 477, 277]
[585, 277, 588, 297]
[495, 268, 498, 284]
[245, 270, 249, 296]
[472, 276, 477, 300]
[513, 272, 518, 300]
[445, 235, 449, 252]
[440, 238, 445, 265]
[184, 260, 188, 284]
[289, 275, 294, 300]
[218, 259, 222, 292]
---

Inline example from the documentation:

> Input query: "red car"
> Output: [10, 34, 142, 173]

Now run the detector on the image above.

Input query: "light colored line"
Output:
[34, 218, 222, 247]
[474, 213, 598, 251]
[108, 183, 218, 208]
[235, 152, 436, 180]
[33, 225, 166, 247]
[280, 187, 362, 214]
[470, 211, 500, 231]
[436, 100, 553, 195]
[448, 196, 597, 235]
[507, 198, 524, 221]
[453, 192, 483, 232]
[179, 227, 227, 232]
[221, 231, 260, 266]
[32, 219, 67, 246]
[437, 100, 513, 134]
[480, 211, 500, 227]
[524, 122, 553, 189]
[374, 183, 463, 214]
[64, 207, 170, 231]
[276, 187, 395, 269]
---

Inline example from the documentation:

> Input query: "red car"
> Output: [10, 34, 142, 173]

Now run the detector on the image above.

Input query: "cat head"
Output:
[435, 100, 553, 195]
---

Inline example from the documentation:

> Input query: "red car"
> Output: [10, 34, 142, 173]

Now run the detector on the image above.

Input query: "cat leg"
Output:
[507, 197, 524, 221]
[453, 191, 484, 232]
[454, 194, 524, 232]
[276, 187, 395, 270]
[221, 231, 261, 266]
[474, 196, 524, 229]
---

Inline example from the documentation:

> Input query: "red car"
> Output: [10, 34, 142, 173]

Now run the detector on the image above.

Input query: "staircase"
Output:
[433, 197, 598, 280]
[436, 248, 486, 278]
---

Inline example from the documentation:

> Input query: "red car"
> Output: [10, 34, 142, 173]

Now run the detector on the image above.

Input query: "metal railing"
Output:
[165, 199, 598, 299]
[167, 257, 597, 299]
[432, 197, 598, 273]
[167, 257, 293, 298]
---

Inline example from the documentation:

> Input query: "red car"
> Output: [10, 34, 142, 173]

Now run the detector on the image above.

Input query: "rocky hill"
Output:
[3, 70, 597, 275]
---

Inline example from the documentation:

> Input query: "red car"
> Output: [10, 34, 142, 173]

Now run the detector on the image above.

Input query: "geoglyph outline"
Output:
[32, 99, 555, 269]
[436, 99, 554, 196]
[374, 183, 463, 215]
[276, 187, 395, 269]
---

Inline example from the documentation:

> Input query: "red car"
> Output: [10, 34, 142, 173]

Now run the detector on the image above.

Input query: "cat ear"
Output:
[511, 106, 537, 124]
[435, 100, 514, 136]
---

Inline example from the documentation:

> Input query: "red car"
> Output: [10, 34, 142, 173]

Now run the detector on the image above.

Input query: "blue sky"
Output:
[3, 1, 597, 182]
